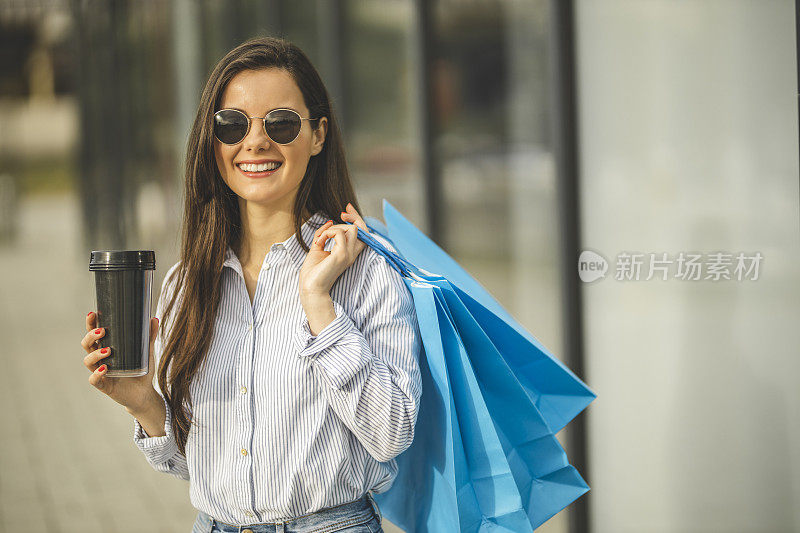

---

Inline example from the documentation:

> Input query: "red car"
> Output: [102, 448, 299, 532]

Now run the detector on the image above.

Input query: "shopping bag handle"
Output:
[349, 223, 439, 282]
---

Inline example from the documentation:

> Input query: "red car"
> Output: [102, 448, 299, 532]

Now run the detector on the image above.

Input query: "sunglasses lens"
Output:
[213, 110, 248, 144]
[265, 109, 302, 144]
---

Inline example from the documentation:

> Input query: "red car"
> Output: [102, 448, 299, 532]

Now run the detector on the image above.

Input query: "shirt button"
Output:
[240, 386, 247, 394]
[244, 511, 254, 518]
[247, 323, 253, 332]
[264, 263, 271, 270]
[243, 529, 254, 533]
[240, 448, 248, 456]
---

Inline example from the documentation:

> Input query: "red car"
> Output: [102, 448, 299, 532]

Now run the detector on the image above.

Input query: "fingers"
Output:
[85, 316, 158, 387]
[84, 346, 111, 372]
[88, 361, 109, 390]
[310, 220, 334, 251]
[314, 205, 368, 259]
[313, 219, 334, 240]
[148, 317, 159, 376]
[341, 203, 368, 231]
[81, 326, 105, 354]
[340, 205, 367, 256]
[315, 221, 349, 249]
[86, 311, 97, 332]
[318, 226, 349, 257]
[149, 316, 159, 347]
[83, 311, 108, 388]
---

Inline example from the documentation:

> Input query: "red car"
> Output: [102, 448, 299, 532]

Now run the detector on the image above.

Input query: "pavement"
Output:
[0, 194, 195, 532]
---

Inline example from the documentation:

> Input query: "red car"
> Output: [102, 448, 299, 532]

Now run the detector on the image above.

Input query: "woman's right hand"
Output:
[82, 311, 161, 415]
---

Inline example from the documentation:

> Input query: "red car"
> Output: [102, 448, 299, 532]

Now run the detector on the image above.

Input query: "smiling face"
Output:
[213, 68, 327, 213]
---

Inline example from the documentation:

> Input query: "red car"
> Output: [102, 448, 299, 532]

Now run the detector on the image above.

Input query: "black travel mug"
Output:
[89, 250, 155, 377]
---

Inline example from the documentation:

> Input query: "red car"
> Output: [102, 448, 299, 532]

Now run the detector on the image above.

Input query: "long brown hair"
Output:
[159, 37, 360, 455]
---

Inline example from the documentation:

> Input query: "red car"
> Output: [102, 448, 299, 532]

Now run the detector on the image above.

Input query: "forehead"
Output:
[219, 68, 306, 113]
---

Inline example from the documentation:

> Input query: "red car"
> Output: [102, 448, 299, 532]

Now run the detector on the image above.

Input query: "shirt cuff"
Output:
[132, 392, 180, 465]
[295, 300, 355, 358]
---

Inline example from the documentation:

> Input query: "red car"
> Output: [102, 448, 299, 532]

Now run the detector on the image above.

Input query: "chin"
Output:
[222, 167, 302, 205]
[237, 184, 296, 208]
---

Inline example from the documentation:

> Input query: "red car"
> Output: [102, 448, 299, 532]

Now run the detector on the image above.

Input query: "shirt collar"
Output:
[223, 211, 329, 273]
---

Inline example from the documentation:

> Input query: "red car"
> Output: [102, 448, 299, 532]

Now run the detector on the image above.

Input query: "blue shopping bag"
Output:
[378, 201, 595, 433]
[356, 202, 596, 532]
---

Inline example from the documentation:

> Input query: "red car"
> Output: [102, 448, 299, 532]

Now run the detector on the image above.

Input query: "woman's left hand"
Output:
[299, 203, 369, 300]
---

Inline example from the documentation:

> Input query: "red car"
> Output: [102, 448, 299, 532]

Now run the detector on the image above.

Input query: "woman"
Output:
[79, 37, 422, 533]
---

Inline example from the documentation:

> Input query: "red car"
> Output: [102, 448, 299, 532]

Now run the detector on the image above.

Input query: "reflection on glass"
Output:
[344, 0, 423, 226]
[432, 0, 563, 355]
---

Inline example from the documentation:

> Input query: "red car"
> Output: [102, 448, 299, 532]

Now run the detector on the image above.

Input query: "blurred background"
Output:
[0, 0, 798, 532]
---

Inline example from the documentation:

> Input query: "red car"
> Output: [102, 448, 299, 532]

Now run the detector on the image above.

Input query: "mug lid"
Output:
[89, 250, 156, 271]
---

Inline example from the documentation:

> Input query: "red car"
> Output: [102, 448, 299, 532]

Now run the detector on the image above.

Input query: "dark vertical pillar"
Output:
[796, 0, 799, 209]
[197, 1, 212, 74]
[413, 0, 441, 240]
[197, 0, 243, 73]
[253, 0, 283, 38]
[548, 1, 591, 532]
[110, 0, 138, 245]
[172, 0, 202, 159]
[316, 0, 348, 137]
[73, 0, 93, 251]
[73, 0, 136, 251]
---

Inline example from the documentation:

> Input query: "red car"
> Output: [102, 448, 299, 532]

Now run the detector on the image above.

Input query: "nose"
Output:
[241, 117, 271, 151]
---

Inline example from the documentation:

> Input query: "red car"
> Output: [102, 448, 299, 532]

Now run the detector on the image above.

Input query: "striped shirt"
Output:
[133, 211, 422, 524]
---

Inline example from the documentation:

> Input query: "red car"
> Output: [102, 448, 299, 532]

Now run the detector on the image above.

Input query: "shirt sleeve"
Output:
[294, 253, 423, 463]
[132, 261, 190, 481]
[132, 390, 190, 481]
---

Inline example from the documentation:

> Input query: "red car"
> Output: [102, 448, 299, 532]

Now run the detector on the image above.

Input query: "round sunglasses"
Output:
[212, 108, 318, 145]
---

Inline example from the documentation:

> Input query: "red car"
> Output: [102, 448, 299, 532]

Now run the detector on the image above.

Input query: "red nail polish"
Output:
[98, 365, 106, 372]
[87, 311, 93, 317]
[94, 328, 101, 334]
[100, 348, 108, 354]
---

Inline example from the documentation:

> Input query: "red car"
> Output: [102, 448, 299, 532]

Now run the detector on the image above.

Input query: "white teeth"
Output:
[238, 162, 281, 172]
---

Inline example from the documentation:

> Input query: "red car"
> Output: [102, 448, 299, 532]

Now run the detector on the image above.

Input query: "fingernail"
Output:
[100, 348, 108, 354]
[155, 317, 159, 325]
[98, 364, 106, 372]
[94, 328, 102, 334]
[327, 219, 332, 224]
[87, 311, 93, 317]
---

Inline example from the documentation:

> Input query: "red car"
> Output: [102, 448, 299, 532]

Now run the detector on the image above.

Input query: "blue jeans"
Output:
[191, 492, 384, 533]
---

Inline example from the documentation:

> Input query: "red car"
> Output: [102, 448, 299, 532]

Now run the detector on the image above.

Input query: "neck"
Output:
[234, 198, 311, 267]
